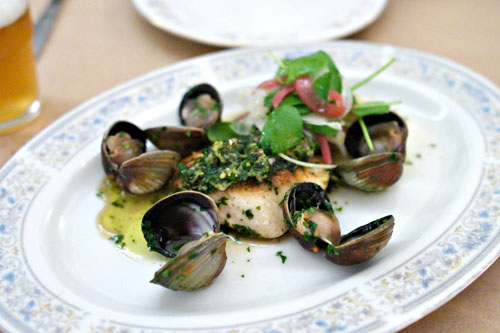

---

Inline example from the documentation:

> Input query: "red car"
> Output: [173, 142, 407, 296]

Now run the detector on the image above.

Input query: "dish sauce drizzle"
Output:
[96, 178, 172, 259]
[96, 178, 282, 260]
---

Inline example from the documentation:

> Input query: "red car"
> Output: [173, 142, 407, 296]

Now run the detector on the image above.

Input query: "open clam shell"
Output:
[101, 120, 146, 179]
[345, 112, 408, 158]
[150, 232, 227, 291]
[144, 126, 209, 157]
[333, 152, 404, 192]
[142, 191, 227, 291]
[324, 215, 395, 265]
[179, 83, 222, 129]
[101, 120, 180, 194]
[116, 150, 180, 194]
[142, 191, 219, 258]
[282, 182, 341, 252]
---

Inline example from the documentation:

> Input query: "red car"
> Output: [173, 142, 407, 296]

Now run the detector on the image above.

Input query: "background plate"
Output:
[1, 42, 500, 332]
[131, 0, 387, 47]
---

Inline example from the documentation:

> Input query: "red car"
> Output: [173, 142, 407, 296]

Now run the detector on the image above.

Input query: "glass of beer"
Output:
[0, 0, 40, 133]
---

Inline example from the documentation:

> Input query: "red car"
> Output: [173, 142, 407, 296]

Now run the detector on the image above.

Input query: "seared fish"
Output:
[209, 167, 329, 238]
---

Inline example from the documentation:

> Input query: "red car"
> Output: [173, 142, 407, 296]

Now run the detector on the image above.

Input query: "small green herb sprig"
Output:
[348, 58, 399, 152]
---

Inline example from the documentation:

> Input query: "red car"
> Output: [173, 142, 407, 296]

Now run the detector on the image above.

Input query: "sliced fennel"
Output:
[278, 153, 337, 169]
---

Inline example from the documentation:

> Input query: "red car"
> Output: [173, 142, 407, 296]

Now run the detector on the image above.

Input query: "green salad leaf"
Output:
[312, 72, 331, 100]
[350, 101, 401, 117]
[276, 51, 340, 85]
[304, 123, 338, 137]
[260, 105, 303, 154]
[264, 91, 311, 115]
[279, 93, 303, 107]
[207, 122, 237, 142]
[264, 90, 277, 108]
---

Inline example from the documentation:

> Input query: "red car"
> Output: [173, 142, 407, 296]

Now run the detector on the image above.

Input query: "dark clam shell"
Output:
[282, 182, 341, 252]
[142, 190, 228, 291]
[345, 112, 408, 158]
[101, 121, 147, 179]
[333, 152, 404, 192]
[144, 126, 209, 157]
[142, 191, 219, 258]
[116, 150, 180, 194]
[101, 120, 180, 194]
[324, 215, 395, 265]
[179, 83, 222, 129]
[150, 233, 227, 291]
[283, 183, 395, 266]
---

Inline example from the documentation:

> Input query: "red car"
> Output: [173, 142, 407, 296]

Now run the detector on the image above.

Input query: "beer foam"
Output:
[0, 0, 28, 29]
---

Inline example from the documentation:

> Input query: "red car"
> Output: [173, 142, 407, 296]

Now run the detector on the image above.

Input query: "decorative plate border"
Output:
[1, 41, 500, 332]
[131, 0, 387, 47]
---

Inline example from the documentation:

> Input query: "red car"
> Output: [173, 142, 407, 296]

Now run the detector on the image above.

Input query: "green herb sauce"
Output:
[178, 128, 317, 194]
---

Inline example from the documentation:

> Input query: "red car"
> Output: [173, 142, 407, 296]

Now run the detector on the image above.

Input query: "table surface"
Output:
[1, 0, 500, 331]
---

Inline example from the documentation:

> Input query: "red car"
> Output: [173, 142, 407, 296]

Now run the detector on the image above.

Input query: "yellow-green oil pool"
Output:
[96, 178, 283, 261]
[96, 178, 172, 259]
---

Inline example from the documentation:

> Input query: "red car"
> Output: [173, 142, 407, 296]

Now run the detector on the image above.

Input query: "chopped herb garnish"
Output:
[327, 244, 340, 256]
[390, 152, 400, 163]
[256, 206, 261, 210]
[96, 192, 103, 197]
[241, 274, 245, 278]
[190, 107, 208, 118]
[121, 142, 131, 150]
[186, 131, 191, 138]
[247, 246, 251, 253]
[110, 234, 124, 244]
[177, 275, 185, 281]
[111, 200, 124, 208]
[188, 252, 200, 259]
[216, 197, 229, 207]
[172, 243, 185, 251]
[279, 194, 288, 206]
[231, 224, 261, 238]
[276, 251, 287, 264]
[243, 209, 254, 220]
[160, 269, 169, 278]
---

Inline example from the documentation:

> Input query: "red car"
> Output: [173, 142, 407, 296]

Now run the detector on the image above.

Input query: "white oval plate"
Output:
[1, 41, 500, 332]
[131, 0, 387, 47]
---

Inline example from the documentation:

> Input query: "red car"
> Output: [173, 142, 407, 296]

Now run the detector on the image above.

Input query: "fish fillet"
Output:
[209, 167, 329, 238]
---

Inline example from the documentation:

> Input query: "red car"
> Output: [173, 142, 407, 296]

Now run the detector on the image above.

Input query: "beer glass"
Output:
[0, 0, 40, 133]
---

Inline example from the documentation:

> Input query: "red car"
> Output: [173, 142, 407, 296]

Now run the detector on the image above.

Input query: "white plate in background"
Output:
[131, 0, 387, 47]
